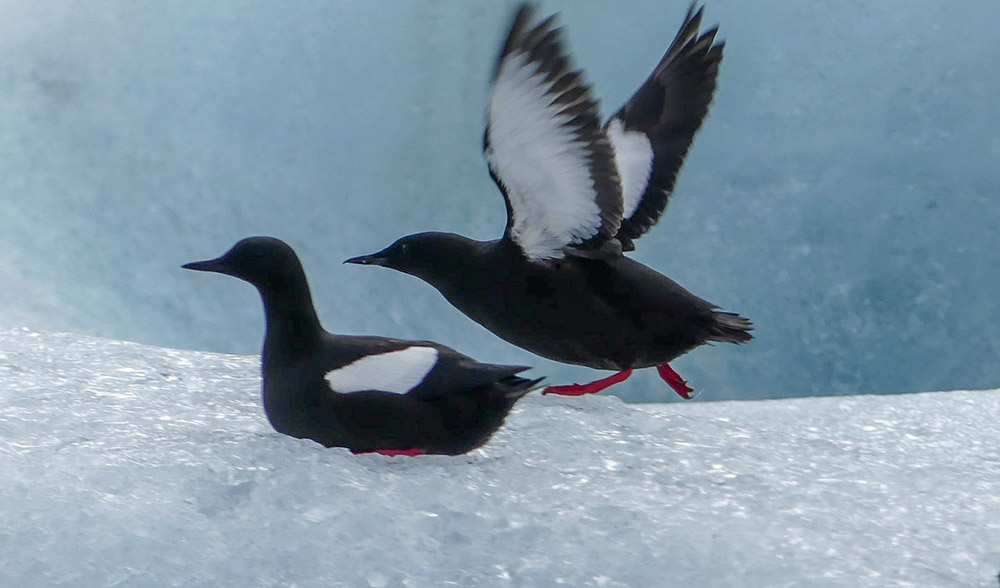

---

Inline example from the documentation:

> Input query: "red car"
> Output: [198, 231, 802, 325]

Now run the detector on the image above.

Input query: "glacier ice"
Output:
[0, 1, 999, 401]
[1, 328, 998, 587]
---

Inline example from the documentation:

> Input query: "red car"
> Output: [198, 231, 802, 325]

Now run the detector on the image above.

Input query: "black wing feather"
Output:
[608, 4, 724, 251]
[484, 3, 622, 258]
[321, 334, 530, 402]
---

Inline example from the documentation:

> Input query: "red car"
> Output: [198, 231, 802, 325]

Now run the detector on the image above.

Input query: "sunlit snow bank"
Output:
[1, 328, 998, 587]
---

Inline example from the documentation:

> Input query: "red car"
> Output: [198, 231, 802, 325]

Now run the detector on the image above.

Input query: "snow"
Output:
[0, 1, 998, 402]
[2, 328, 998, 587]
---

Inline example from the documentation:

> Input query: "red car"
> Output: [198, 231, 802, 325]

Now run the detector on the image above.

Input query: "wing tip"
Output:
[496, 3, 535, 75]
[497, 2, 564, 74]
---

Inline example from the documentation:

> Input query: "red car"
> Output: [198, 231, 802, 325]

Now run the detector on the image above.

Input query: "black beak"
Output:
[344, 253, 388, 267]
[182, 257, 230, 274]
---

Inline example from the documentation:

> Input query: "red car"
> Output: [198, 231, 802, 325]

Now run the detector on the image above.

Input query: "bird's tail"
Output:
[708, 311, 754, 344]
[498, 376, 545, 400]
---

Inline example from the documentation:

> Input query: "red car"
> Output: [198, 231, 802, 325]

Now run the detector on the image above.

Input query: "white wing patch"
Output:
[607, 118, 653, 221]
[487, 51, 602, 261]
[324, 347, 439, 395]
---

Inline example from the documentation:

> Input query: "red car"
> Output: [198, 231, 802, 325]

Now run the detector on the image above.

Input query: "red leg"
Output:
[656, 363, 694, 399]
[542, 369, 634, 396]
[353, 448, 425, 457]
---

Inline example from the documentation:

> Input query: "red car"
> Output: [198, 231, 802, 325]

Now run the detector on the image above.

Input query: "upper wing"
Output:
[484, 3, 622, 262]
[606, 4, 724, 251]
[322, 335, 529, 401]
[324, 346, 439, 395]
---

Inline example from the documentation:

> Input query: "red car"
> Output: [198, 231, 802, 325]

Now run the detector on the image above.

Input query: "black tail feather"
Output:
[500, 376, 545, 400]
[709, 311, 753, 344]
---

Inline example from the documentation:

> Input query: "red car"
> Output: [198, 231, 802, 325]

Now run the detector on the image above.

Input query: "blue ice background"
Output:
[1, 0, 998, 402]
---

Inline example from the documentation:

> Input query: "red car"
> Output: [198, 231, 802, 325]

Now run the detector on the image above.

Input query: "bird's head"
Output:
[344, 232, 478, 283]
[182, 236, 305, 290]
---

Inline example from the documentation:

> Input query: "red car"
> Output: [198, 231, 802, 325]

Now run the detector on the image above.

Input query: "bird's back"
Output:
[427, 241, 726, 370]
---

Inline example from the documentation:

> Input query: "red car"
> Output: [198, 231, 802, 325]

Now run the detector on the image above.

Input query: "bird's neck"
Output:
[414, 237, 501, 290]
[259, 278, 323, 361]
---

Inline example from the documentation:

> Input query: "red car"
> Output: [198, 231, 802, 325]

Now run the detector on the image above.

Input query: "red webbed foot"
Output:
[656, 363, 694, 399]
[542, 369, 633, 396]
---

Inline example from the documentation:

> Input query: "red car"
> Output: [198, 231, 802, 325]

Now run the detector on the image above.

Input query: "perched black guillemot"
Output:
[183, 237, 540, 455]
[346, 4, 752, 398]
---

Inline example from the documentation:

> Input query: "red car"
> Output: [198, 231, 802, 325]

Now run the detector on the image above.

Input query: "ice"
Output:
[0, 2, 998, 403]
[1, 328, 998, 587]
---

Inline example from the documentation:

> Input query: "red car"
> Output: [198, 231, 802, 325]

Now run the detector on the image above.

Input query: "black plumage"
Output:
[610, 4, 724, 251]
[184, 237, 539, 455]
[347, 3, 750, 398]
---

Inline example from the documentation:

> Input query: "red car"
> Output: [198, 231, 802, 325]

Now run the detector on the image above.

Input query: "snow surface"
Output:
[2, 328, 998, 587]
[1, 1, 999, 402]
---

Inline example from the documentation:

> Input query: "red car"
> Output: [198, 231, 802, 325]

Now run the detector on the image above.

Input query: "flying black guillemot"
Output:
[346, 3, 752, 398]
[183, 237, 540, 455]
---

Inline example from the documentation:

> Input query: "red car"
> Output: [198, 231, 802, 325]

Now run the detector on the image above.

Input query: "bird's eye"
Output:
[399, 243, 410, 254]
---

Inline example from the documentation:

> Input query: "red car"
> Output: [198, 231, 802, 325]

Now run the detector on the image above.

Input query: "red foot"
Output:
[657, 363, 694, 399]
[353, 448, 424, 457]
[542, 369, 634, 396]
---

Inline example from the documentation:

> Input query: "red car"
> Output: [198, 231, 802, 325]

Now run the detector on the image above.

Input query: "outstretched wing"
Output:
[484, 3, 622, 262]
[606, 3, 724, 251]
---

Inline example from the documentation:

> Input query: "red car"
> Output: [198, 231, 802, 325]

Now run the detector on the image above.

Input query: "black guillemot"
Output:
[184, 237, 540, 455]
[346, 4, 751, 398]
